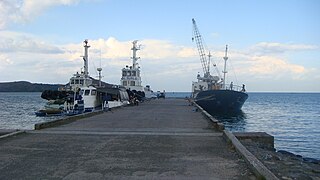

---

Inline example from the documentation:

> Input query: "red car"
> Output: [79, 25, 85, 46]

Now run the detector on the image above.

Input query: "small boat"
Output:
[157, 91, 166, 99]
[191, 19, 248, 113]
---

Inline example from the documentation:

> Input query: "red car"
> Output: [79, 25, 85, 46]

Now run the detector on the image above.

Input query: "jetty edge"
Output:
[34, 109, 105, 130]
[191, 100, 279, 180]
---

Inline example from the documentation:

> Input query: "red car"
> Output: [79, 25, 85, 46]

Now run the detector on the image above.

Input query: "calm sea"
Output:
[0, 92, 319, 160]
[167, 92, 320, 160]
[0, 92, 58, 130]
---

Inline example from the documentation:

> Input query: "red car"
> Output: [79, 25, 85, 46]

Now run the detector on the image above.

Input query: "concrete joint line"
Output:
[29, 130, 223, 137]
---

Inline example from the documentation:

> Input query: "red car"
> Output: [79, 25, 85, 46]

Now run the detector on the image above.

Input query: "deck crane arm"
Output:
[192, 18, 210, 77]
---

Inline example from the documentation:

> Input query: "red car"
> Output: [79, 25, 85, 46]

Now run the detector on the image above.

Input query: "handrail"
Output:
[224, 84, 246, 92]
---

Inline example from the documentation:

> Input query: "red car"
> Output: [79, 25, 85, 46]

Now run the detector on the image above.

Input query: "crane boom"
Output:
[192, 18, 210, 77]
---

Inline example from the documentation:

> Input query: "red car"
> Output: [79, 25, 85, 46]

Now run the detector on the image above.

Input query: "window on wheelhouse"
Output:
[80, 79, 84, 85]
[75, 79, 79, 84]
[71, 79, 75, 84]
[132, 71, 136, 76]
[84, 90, 90, 96]
[130, 81, 135, 86]
[91, 90, 96, 96]
[123, 81, 127, 86]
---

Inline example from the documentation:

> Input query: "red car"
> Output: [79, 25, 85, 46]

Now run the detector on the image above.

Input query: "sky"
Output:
[0, 0, 319, 92]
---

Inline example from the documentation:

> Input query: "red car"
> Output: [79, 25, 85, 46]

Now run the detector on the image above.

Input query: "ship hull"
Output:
[194, 90, 248, 113]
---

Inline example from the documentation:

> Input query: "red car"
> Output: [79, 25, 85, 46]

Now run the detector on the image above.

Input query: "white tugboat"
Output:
[120, 40, 155, 100]
[37, 40, 129, 116]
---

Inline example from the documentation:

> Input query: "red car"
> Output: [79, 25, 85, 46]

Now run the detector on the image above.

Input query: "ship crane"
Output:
[191, 20, 248, 113]
[192, 18, 221, 83]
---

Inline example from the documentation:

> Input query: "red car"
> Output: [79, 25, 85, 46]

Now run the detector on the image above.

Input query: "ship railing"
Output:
[224, 84, 246, 92]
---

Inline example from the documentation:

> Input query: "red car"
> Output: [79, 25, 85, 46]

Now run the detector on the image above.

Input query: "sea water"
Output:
[0, 92, 59, 130]
[209, 93, 320, 160]
[167, 92, 320, 160]
[0, 92, 319, 160]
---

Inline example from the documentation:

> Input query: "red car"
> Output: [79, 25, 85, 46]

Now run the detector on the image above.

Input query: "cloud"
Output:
[205, 45, 318, 91]
[140, 39, 195, 60]
[247, 55, 305, 76]
[0, 35, 319, 91]
[61, 38, 197, 64]
[0, 54, 13, 72]
[0, 0, 81, 29]
[0, 31, 63, 54]
[251, 42, 318, 55]
[91, 40, 319, 91]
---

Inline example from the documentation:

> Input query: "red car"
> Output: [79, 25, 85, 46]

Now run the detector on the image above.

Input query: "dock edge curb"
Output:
[223, 130, 279, 180]
[191, 100, 225, 131]
[0, 130, 26, 140]
[34, 110, 105, 130]
[191, 99, 279, 180]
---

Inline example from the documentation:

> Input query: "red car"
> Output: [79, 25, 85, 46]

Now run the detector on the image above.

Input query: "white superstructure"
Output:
[121, 40, 154, 99]
[66, 40, 101, 111]
[68, 40, 93, 91]
[121, 40, 144, 91]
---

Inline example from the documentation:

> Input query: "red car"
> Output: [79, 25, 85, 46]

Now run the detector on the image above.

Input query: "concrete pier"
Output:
[0, 99, 256, 179]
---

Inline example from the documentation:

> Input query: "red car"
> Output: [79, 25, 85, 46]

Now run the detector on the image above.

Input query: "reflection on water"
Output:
[208, 110, 247, 132]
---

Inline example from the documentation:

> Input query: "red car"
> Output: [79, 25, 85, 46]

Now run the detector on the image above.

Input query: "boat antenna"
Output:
[222, 45, 228, 89]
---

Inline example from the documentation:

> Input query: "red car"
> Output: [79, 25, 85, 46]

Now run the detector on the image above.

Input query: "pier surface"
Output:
[0, 99, 254, 179]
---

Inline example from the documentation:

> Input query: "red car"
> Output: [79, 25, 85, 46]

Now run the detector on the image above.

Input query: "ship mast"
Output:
[208, 51, 212, 74]
[131, 40, 140, 69]
[82, 40, 90, 77]
[81, 39, 90, 86]
[97, 67, 102, 87]
[222, 45, 228, 89]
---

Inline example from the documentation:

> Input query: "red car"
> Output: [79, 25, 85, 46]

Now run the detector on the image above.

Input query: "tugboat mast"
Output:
[81, 39, 90, 86]
[97, 67, 102, 87]
[222, 45, 228, 89]
[82, 40, 90, 77]
[131, 40, 140, 69]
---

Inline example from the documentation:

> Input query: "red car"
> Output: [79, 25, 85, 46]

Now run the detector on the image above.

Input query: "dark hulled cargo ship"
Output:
[191, 19, 248, 113]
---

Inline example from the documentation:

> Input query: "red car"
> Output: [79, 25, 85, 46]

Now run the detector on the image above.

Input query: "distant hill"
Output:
[0, 81, 64, 92]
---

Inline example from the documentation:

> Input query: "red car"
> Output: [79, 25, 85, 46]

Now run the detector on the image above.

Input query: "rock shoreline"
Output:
[240, 140, 320, 180]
